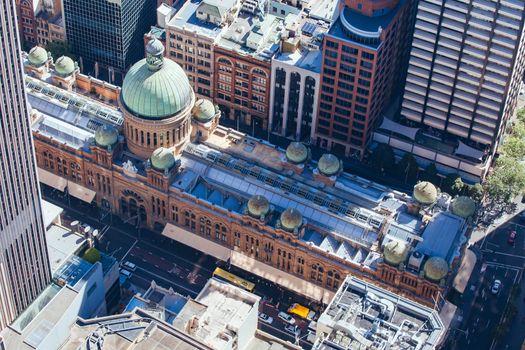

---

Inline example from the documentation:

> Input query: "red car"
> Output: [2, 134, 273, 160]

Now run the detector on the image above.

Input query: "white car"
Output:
[491, 279, 502, 295]
[120, 268, 132, 278]
[278, 312, 295, 324]
[122, 261, 137, 271]
[258, 313, 273, 324]
[284, 324, 300, 336]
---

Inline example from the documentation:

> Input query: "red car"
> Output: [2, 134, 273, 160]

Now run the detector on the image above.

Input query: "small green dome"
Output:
[55, 56, 75, 76]
[413, 181, 438, 204]
[383, 240, 408, 266]
[318, 153, 341, 176]
[94, 124, 118, 148]
[424, 256, 449, 281]
[150, 147, 176, 171]
[451, 196, 476, 218]
[28, 46, 48, 67]
[286, 142, 308, 164]
[280, 208, 303, 232]
[247, 195, 270, 218]
[192, 99, 216, 123]
[121, 54, 193, 119]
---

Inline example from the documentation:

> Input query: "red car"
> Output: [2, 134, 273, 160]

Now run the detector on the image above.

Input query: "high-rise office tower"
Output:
[62, 0, 156, 77]
[314, 0, 414, 158]
[395, 0, 525, 178]
[0, 0, 52, 330]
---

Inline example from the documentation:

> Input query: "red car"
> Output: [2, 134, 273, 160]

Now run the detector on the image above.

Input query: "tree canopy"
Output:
[83, 247, 101, 264]
[46, 41, 76, 61]
[370, 143, 395, 173]
[500, 135, 525, 159]
[442, 173, 463, 196]
[395, 153, 419, 183]
[484, 157, 525, 203]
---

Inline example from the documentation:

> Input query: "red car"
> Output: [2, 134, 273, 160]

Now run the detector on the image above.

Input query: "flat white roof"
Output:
[46, 225, 86, 273]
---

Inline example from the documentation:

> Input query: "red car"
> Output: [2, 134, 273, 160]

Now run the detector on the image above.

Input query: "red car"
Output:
[508, 230, 517, 245]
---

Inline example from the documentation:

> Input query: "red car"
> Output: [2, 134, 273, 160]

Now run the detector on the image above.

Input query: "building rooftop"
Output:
[217, 13, 282, 60]
[4, 284, 76, 347]
[416, 212, 466, 263]
[274, 46, 322, 72]
[315, 276, 445, 350]
[41, 199, 63, 228]
[26, 76, 123, 150]
[306, 0, 341, 22]
[59, 309, 214, 350]
[167, 0, 226, 39]
[173, 278, 259, 349]
[46, 224, 86, 273]
[328, 3, 403, 49]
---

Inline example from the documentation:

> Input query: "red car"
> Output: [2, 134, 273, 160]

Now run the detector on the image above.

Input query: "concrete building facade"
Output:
[375, 0, 525, 181]
[314, 0, 413, 158]
[0, 0, 52, 330]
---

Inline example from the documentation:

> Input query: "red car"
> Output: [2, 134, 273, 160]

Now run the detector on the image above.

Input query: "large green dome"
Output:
[150, 147, 176, 171]
[121, 39, 193, 120]
[28, 46, 48, 67]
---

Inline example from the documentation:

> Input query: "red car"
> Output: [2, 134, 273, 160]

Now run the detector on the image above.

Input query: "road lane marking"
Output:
[121, 239, 138, 262]
[135, 266, 199, 296]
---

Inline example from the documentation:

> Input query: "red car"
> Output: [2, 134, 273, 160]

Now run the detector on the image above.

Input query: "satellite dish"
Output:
[92, 229, 99, 238]
[84, 226, 91, 234]
[71, 220, 79, 227]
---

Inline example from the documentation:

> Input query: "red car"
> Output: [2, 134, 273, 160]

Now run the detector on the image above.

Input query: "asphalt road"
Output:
[43, 189, 314, 349]
[448, 215, 525, 350]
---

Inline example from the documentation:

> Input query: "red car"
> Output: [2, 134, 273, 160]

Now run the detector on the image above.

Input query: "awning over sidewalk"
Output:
[161, 223, 231, 261]
[231, 251, 334, 304]
[67, 181, 96, 203]
[37, 168, 67, 191]
[453, 249, 477, 294]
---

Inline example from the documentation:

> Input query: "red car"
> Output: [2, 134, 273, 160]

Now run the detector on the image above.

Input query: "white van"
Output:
[120, 268, 132, 278]
[122, 261, 137, 271]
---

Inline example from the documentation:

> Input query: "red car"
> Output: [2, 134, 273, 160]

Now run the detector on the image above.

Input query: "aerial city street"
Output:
[1, 0, 525, 349]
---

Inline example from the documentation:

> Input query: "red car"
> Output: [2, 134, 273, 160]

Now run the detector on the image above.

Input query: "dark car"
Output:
[508, 230, 517, 245]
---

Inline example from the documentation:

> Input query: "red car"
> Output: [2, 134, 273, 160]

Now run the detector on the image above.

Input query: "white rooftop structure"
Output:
[45, 225, 87, 273]
[315, 276, 446, 350]
[173, 278, 260, 350]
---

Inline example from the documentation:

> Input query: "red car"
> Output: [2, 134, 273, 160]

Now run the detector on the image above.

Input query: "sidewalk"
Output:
[469, 201, 525, 246]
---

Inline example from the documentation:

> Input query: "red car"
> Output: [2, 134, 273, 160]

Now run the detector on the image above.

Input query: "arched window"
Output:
[311, 264, 324, 283]
[218, 57, 232, 65]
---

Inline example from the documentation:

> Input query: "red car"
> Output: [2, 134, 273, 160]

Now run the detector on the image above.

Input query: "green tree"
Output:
[370, 143, 395, 173]
[395, 153, 419, 183]
[442, 173, 464, 195]
[468, 183, 484, 201]
[516, 107, 525, 124]
[46, 41, 75, 61]
[512, 122, 525, 139]
[485, 157, 525, 203]
[420, 163, 439, 185]
[83, 247, 101, 264]
[500, 135, 525, 159]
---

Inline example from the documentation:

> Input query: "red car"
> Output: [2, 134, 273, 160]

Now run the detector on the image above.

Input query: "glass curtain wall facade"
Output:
[0, 0, 51, 330]
[63, 0, 156, 72]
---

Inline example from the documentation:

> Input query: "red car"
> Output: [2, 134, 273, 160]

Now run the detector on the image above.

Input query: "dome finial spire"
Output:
[145, 38, 165, 71]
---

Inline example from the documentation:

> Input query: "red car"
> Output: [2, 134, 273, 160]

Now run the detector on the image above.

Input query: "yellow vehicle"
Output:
[212, 267, 255, 292]
[288, 303, 316, 320]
